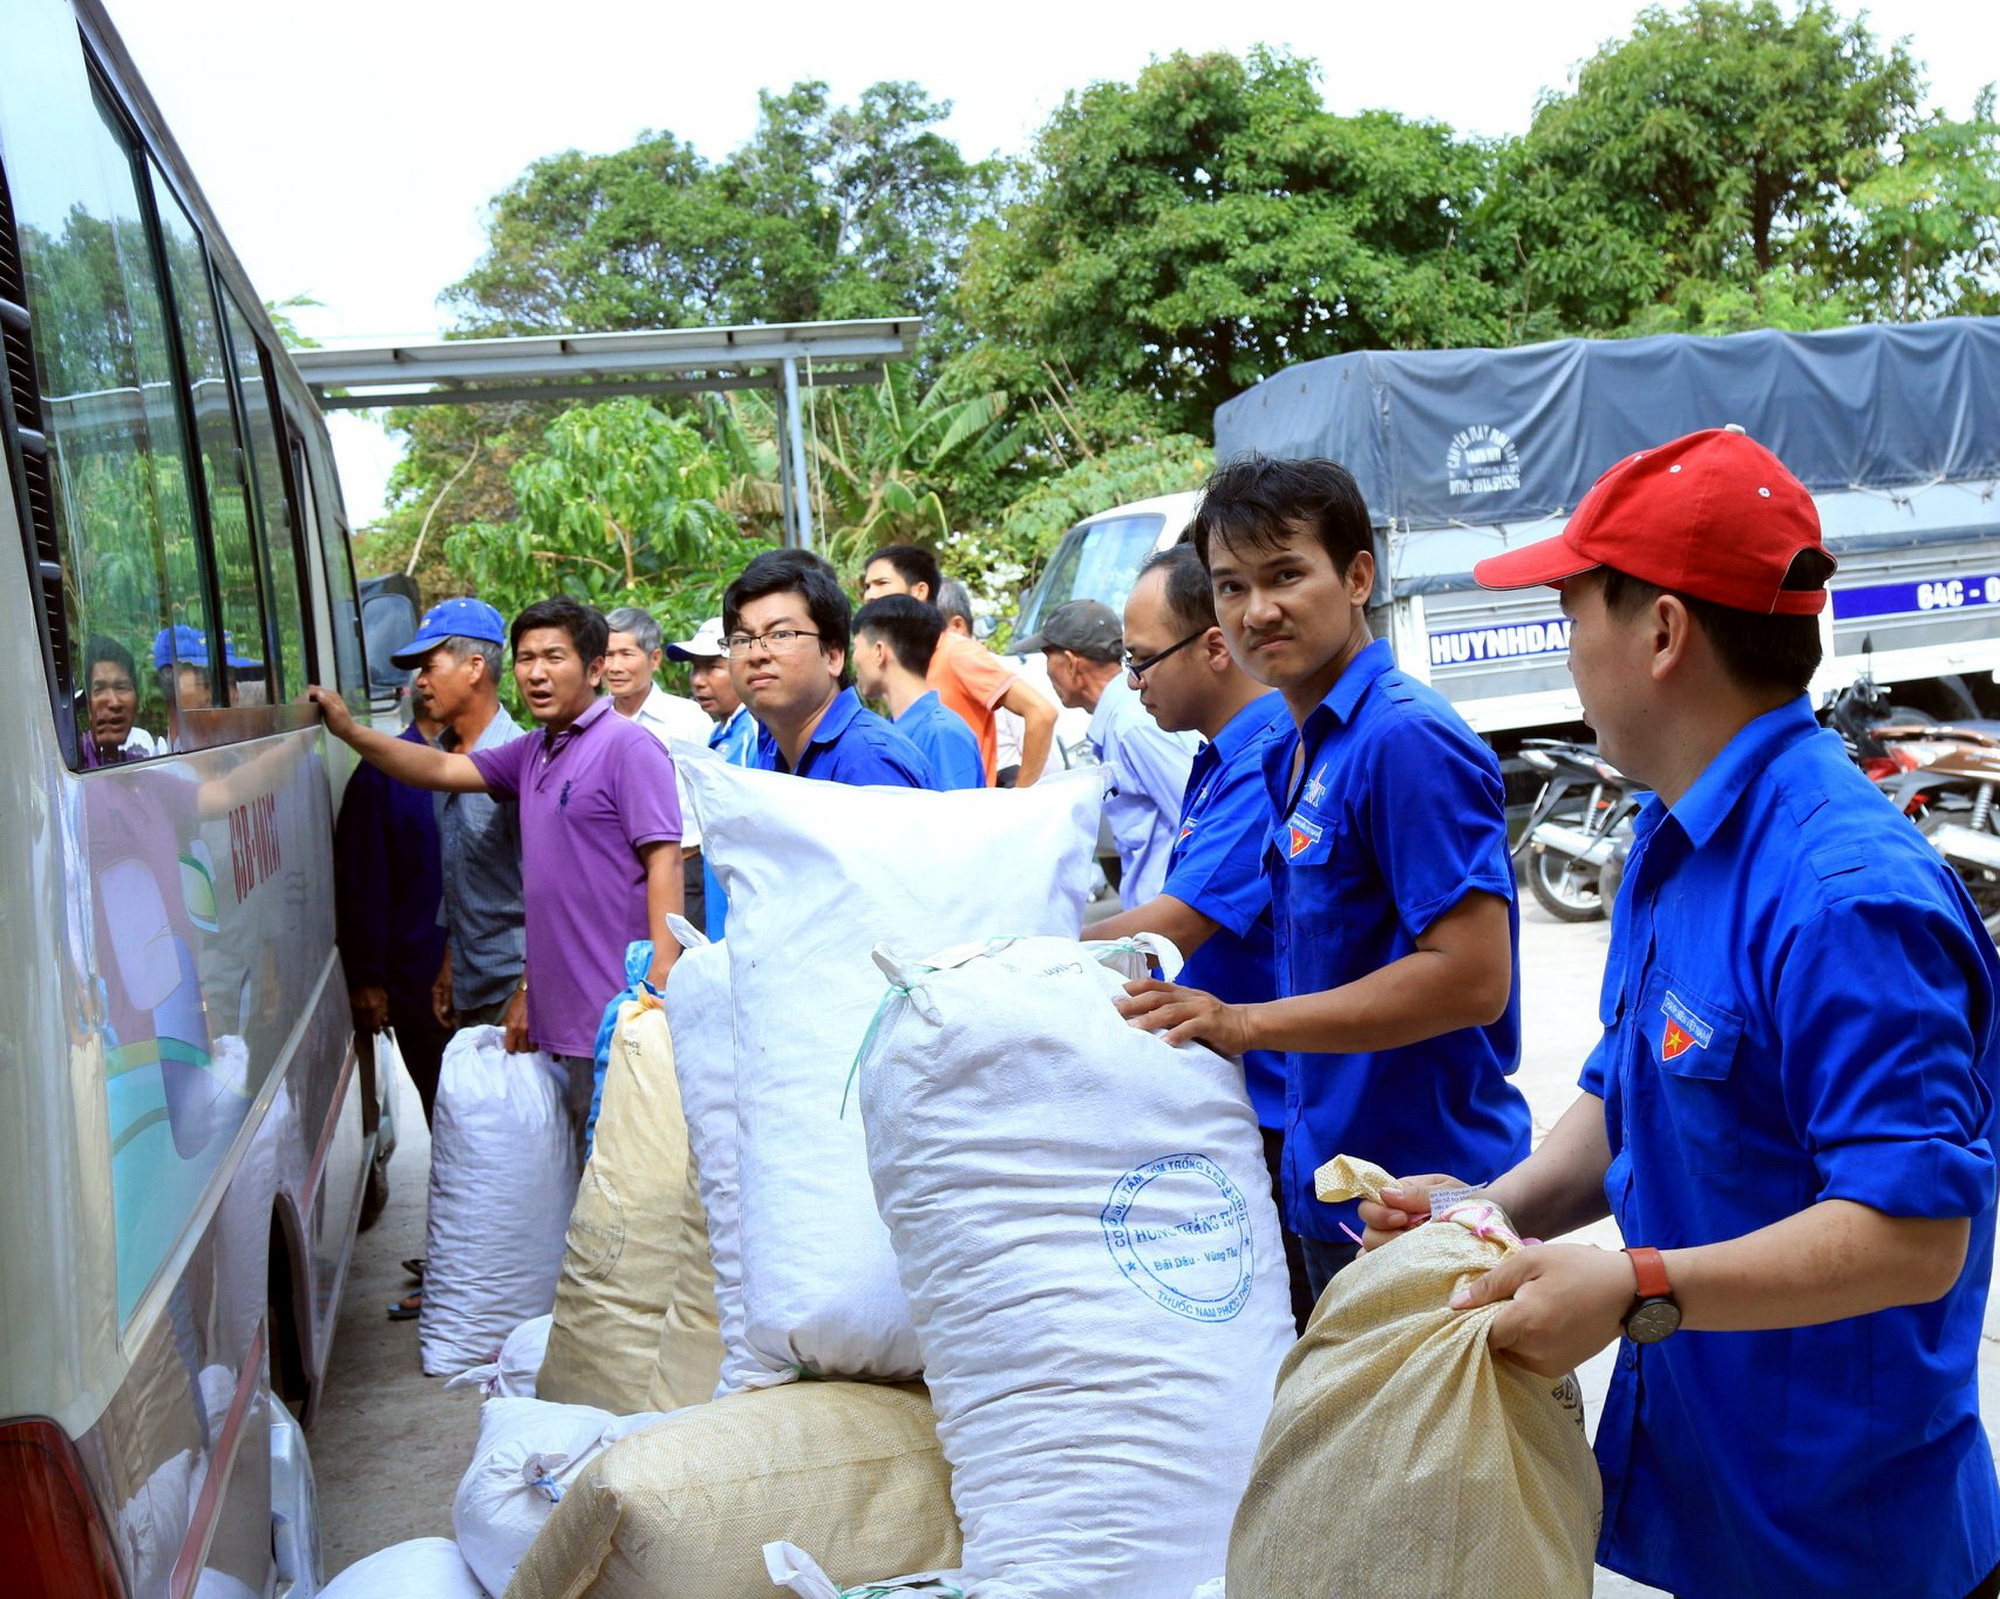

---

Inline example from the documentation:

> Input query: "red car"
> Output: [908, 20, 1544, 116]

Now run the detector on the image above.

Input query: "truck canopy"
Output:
[1213, 317, 2000, 532]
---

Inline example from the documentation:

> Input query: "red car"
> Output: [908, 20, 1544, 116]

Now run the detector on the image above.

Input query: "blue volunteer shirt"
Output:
[1264, 639, 1530, 1240]
[1584, 696, 2000, 1599]
[703, 703, 761, 942]
[894, 689, 985, 791]
[1165, 692, 1291, 1127]
[755, 685, 937, 789]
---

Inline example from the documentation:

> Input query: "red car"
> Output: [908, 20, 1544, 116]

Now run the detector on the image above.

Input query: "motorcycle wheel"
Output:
[1527, 843, 1606, 923]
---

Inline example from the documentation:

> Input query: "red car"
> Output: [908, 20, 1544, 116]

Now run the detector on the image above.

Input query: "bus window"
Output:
[218, 294, 306, 702]
[5, 74, 203, 768]
[151, 172, 268, 712]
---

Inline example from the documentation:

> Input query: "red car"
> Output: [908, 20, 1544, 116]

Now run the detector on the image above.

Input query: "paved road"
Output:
[311, 902, 2000, 1592]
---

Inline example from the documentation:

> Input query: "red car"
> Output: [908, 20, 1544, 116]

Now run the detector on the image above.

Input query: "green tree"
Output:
[444, 81, 995, 335]
[442, 398, 769, 644]
[1487, 0, 1923, 334]
[956, 48, 1510, 435]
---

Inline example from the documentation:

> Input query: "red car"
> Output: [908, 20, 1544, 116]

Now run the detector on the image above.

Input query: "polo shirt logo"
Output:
[1287, 814, 1324, 860]
[1660, 990, 1715, 1060]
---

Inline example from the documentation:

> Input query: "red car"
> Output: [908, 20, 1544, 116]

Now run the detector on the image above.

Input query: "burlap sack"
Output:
[1227, 1155, 1601, 1598]
[503, 1381, 960, 1599]
[539, 1000, 721, 1413]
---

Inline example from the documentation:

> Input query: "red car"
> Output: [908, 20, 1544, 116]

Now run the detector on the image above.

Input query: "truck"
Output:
[1009, 318, 2000, 782]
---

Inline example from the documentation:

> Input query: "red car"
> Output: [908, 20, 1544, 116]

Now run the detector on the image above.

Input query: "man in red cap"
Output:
[1362, 428, 2000, 1598]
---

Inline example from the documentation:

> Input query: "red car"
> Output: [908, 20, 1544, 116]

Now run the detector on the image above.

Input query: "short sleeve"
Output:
[1359, 710, 1513, 939]
[943, 636, 1014, 713]
[1163, 761, 1274, 937]
[614, 730, 683, 847]
[1776, 896, 1997, 1219]
[469, 735, 529, 801]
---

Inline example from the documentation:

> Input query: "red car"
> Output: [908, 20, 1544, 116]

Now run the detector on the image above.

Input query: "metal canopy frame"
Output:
[288, 316, 922, 549]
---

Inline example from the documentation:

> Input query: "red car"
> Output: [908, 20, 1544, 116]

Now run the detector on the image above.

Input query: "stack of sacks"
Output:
[849, 934, 1295, 1596]
[446, 1314, 554, 1400]
[454, 1396, 671, 1598]
[423, 1029, 578, 1375]
[1227, 1156, 1600, 1598]
[539, 991, 721, 1413]
[653, 916, 759, 1404]
[320, 1537, 485, 1598]
[500, 1382, 959, 1599]
[675, 754, 1100, 1385]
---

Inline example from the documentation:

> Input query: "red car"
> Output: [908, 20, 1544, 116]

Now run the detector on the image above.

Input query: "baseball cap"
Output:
[1013, 599, 1123, 661]
[665, 617, 727, 662]
[1473, 428, 1835, 615]
[152, 624, 263, 672]
[389, 597, 508, 667]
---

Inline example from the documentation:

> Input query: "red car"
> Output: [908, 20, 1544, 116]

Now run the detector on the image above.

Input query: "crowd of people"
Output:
[316, 438, 2000, 1599]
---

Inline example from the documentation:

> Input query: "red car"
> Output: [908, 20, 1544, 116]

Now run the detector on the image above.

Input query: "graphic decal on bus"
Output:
[1428, 618, 1572, 669]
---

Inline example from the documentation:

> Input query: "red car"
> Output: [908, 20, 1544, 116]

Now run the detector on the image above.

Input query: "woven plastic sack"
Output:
[447, 1314, 554, 1400]
[422, 1028, 578, 1375]
[679, 754, 1099, 1384]
[455, 1396, 671, 1598]
[1227, 1155, 1601, 1598]
[501, 1381, 960, 1599]
[321, 1537, 485, 1598]
[857, 934, 1293, 1598]
[653, 917, 759, 1405]
[541, 996, 720, 1413]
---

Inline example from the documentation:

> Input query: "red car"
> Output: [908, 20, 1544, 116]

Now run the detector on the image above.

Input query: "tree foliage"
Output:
[957, 48, 1511, 434]
[444, 80, 996, 335]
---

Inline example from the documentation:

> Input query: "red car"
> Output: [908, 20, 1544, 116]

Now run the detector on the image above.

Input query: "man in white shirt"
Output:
[604, 605, 713, 931]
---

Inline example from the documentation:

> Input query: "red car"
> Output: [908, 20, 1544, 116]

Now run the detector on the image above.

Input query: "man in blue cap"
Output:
[152, 624, 263, 747]
[388, 598, 528, 1041]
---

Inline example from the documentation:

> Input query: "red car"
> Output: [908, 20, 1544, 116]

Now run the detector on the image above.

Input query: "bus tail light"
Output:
[0, 1418, 127, 1599]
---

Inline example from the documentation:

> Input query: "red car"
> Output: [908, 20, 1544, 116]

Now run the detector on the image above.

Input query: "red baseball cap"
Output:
[1473, 428, 1834, 615]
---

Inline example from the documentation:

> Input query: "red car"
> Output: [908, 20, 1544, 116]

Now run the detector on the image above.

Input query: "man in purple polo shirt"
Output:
[310, 595, 684, 1153]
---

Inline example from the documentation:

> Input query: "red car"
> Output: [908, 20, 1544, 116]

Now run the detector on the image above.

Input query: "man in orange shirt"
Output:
[860, 544, 1056, 786]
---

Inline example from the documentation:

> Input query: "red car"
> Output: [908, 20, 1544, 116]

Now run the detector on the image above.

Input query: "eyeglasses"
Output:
[723, 629, 822, 658]
[1123, 628, 1207, 680]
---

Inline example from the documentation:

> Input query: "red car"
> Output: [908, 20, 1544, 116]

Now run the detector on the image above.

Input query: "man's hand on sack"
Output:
[1448, 1243, 1635, 1378]
[349, 984, 389, 1034]
[503, 986, 532, 1054]
[1116, 978, 1252, 1053]
[1357, 1174, 1465, 1250]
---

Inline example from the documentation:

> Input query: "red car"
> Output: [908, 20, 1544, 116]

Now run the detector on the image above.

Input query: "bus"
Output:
[0, 2, 386, 1594]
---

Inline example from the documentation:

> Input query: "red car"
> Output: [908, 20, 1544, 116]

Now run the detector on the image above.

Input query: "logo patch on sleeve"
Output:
[1659, 991, 1715, 1061]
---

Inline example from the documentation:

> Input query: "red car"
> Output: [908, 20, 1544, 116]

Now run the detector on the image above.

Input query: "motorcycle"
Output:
[1513, 739, 1645, 923]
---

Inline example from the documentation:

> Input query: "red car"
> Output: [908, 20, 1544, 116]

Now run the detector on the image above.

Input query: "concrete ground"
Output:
[308, 903, 2000, 1592]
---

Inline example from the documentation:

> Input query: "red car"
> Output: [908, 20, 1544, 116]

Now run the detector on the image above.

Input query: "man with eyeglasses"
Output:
[724, 549, 937, 788]
[1019, 598, 1197, 908]
[1086, 544, 1312, 1327]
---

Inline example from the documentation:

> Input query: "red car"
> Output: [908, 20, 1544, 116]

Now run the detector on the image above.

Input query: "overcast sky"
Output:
[106, 0, 2000, 524]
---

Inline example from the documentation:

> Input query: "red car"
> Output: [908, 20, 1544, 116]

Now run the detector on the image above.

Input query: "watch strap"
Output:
[1624, 1245, 1671, 1301]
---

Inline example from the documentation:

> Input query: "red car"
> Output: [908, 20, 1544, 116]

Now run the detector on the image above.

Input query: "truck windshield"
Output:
[1015, 514, 1167, 642]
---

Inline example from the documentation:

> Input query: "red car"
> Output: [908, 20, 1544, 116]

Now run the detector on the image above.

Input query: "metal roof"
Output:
[287, 316, 922, 410]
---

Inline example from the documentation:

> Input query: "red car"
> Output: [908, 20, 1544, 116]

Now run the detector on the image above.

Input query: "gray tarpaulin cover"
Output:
[1213, 317, 2000, 530]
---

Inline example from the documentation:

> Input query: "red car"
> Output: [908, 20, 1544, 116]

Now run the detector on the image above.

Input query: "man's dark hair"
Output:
[855, 594, 944, 678]
[724, 548, 854, 687]
[510, 595, 610, 662]
[1190, 453, 1375, 578]
[1597, 565, 1824, 697]
[1142, 544, 1218, 634]
[85, 635, 138, 683]
[865, 543, 942, 603]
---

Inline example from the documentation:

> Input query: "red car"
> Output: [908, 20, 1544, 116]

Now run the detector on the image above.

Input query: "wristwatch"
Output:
[1621, 1246, 1681, 1344]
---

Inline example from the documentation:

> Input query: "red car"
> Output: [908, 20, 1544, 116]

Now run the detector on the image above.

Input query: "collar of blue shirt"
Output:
[1647, 694, 1819, 851]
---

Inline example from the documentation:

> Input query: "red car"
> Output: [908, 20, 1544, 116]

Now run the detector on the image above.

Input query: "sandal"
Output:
[386, 1290, 421, 1321]
[401, 1257, 425, 1280]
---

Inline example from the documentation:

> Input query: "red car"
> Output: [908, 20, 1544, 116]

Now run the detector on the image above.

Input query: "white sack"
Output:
[318, 1537, 485, 1599]
[679, 755, 1099, 1384]
[445, 1313, 554, 1400]
[421, 1028, 577, 1376]
[659, 917, 759, 1401]
[857, 935, 1294, 1598]
[452, 1396, 668, 1598]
